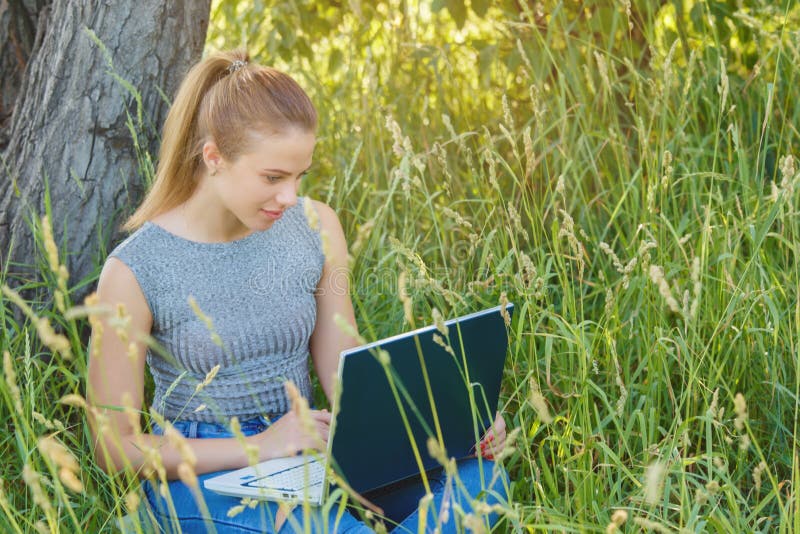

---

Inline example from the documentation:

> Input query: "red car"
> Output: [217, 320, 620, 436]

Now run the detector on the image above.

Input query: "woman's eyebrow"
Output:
[260, 165, 313, 175]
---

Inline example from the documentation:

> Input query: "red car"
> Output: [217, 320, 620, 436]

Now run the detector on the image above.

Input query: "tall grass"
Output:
[2, 0, 799, 531]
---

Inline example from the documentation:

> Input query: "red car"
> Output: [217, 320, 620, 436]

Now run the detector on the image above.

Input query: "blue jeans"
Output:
[142, 416, 509, 533]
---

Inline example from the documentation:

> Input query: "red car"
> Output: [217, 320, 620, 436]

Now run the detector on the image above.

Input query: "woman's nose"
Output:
[276, 181, 298, 207]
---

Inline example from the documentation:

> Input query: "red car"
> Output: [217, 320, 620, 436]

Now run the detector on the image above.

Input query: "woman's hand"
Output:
[249, 408, 332, 460]
[476, 411, 507, 461]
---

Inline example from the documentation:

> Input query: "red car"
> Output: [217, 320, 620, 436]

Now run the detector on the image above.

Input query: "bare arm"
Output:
[308, 200, 361, 404]
[87, 258, 322, 480]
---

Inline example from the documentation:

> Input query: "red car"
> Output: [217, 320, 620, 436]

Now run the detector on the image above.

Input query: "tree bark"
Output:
[0, 0, 51, 150]
[0, 0, 210, 306]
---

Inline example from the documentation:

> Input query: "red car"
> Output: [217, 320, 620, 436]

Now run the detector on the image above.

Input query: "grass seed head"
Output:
[227, 503, 246, 518]
[633, 517, 671, 534]
[507, 202, 525, 238]
[502, 93, 515, 132]
[523, 126, 534, 179]
[398, 271, 414, 325]
[433, 333, 455, 356]
[499, 292, 511, 326]
[38, 435, 79, 472]
[708, 388, 720, 420]
[594, 51, 612, 93]
[178, 462, 198, 489]
[611, 509, 628, 526]
[494, 426, 521, 462]
[22, 463, 52, 513]
[463, 513, 488, 534]
[484, 149, 500, 191]
[35, 316, 72, 359]
[125, 491, 140, 512]
[694, 487, 708, 505]
[109, 303, 132, 344]
[779, 154, 796, 198]
[303, 197, 320, 231]
[59, 467, 84, 493]
[753, 461, 767, 492]
[733, 393, 748, 432]
[59, 393, 87, 409]
[121, 392, 142, 439]
[643, 460, 666, 505]
[3, 351, 23, 414]
[528, 377, 553, 424]
[195, 364, 221, 394]
[41, 215, 60, 275]
[648, 265, 681, 313]
[432, 307, 448, 336]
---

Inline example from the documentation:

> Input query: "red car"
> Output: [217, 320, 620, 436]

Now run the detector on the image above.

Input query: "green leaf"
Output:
[295, 38, 313, 60]
[328, 47, 344, 73]
[275, 20, 296, 48]
[689, 2, 705, 33]
[445, 0, 467, 29]
[478, 43, 496, 86]
[471, 0, 489, 17]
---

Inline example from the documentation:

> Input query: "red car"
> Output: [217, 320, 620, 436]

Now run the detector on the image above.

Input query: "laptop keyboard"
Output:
[248, 461, 325, 491]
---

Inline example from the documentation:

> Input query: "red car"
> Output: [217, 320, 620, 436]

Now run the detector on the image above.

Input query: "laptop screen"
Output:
[329, 304, 513, 494]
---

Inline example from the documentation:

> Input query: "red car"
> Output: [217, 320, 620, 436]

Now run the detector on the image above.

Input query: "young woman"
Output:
[87, 49, 509, 533]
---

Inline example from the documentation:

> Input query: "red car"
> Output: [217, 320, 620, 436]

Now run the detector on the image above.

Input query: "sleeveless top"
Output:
[107, 197, 325, 423]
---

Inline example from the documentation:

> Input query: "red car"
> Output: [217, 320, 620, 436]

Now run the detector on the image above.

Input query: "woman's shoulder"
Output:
[97, 252, 154, 327]
[307, 198, 337, 220]
[295, 197, 341, 233]
[108, 221, 160, 260]
[104, 222, 174, 302]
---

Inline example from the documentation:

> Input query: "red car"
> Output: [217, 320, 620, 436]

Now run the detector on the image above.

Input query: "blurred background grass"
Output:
[2, 0, 800, 531]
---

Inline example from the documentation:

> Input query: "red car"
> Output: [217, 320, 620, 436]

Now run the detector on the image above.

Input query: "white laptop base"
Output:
[203, 455, 326, 504]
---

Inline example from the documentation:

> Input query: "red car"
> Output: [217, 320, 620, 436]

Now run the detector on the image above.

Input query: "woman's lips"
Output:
[261, 209, 283, 220]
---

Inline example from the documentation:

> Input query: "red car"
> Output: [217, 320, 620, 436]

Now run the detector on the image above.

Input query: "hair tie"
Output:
[227, 59, 248, 74]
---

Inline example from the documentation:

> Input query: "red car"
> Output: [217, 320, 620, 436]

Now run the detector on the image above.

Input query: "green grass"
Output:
[2, 0, 800, 532]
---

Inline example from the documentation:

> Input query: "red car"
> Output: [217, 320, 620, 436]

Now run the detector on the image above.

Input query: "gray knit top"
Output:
[108, 197, 324, 423]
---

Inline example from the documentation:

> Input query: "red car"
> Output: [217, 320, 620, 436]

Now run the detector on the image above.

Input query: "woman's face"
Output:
[211, 128, 316, 231]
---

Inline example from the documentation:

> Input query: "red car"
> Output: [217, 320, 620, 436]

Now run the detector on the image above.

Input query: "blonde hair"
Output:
[123, 49, 317, 231]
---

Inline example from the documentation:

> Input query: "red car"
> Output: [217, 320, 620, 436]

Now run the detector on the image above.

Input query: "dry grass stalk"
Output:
[3, 351, 23, 415]
[528, 376, 553, 424]
[648, 266, 681, 313]
[398, 271, 414, 325]
[605, 509, 628, 534]
[22, 463, 53, 513]
[643, 461, 666, 505]
[187, 295, 224, 348]
[38, 435, 83, 493]
[734, 393, 750, 450]
[303, 198, 320, 231]
[195, 364, 221, 394]
[2, 284, 72, 358]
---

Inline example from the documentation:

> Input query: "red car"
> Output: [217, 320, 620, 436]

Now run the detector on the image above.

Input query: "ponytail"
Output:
[122, 50, 316, 232]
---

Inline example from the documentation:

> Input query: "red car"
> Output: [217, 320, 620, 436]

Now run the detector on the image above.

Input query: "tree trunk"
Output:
[0, 0, 211, 307]
[0, 0, 51, 150]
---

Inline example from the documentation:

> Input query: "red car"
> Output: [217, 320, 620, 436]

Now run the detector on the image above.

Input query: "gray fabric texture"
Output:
[107, 197, 324, 423]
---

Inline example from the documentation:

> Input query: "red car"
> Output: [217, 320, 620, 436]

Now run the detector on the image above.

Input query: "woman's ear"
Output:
[202, 140, 223, 176]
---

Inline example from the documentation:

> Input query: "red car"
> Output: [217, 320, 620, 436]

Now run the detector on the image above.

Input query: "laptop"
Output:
[203, 303, 513, 503]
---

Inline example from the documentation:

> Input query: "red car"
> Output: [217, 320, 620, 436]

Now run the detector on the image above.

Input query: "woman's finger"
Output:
[316, 420, 330, 443]
[310, 409, 332, 423]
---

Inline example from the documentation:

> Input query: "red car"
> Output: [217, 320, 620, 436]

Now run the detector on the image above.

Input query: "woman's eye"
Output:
[265, 176, 281, 183]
